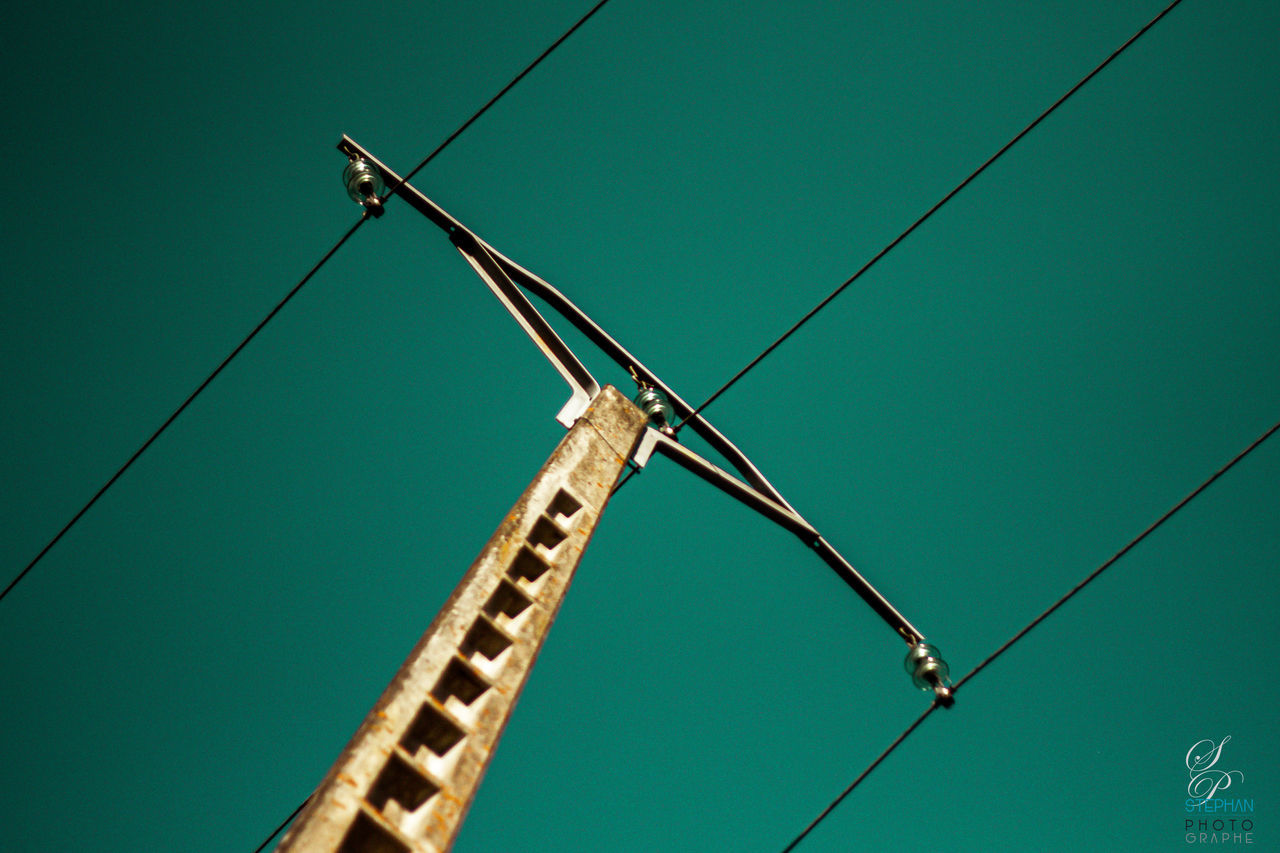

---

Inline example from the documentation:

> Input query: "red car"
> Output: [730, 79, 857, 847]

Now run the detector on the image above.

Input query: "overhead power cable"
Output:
[1, 214, 370, 606]
[780, 702, 941, 853]
[953, 415, 1280, 693]
[383, 0, 615, 200]
[4, 0, 617, 610]
[780, 414, 1280, 851]
[610, 464, 641, 496]
[678, 0, 1185, 430]
[251, 796, 312, 853]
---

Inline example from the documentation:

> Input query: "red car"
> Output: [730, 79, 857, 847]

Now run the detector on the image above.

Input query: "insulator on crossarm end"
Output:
[343, 157, 386, 218]
[905, 642, 955, 707]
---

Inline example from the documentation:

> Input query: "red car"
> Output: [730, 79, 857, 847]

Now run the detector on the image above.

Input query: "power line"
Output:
[251, 796, 311, 853]
[677, 0, 1186, 431]
[384, 0, 615, 201]
[780, 701, 941, 853]
[953, 415, 1280, 693]
[610, 463, 641, 496]
[780, 415, 1279, 850]
[4, 1, 618, 610]
[1, 213, 370, 607]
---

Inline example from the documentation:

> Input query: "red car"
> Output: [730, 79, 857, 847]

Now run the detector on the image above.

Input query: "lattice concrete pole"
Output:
[277, 385, 647, 853]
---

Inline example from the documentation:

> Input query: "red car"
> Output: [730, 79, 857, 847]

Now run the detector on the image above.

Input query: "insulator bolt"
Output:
[633, 386, 676, 436]
[905, 641, 954, 707]
[343, 158, 386, 217]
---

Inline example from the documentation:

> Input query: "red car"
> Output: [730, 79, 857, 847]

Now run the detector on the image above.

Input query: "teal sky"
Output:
[2, 2, 1276, 851]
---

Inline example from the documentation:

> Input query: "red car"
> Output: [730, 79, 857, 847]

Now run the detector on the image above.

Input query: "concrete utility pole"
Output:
[274, 135, 949, 852]
[278, 385, 647, 853]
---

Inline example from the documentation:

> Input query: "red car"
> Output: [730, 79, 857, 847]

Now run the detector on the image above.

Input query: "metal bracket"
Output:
[338, 134, 926, 647]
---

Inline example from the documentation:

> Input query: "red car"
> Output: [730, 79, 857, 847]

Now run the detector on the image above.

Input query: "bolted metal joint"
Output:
[343, 157, 386, 218]
[905, 642, 955, 707]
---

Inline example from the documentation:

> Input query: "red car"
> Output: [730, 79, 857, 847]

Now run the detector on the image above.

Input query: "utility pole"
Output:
[275, 136, 951, 852]
[277, 385, 647, 853]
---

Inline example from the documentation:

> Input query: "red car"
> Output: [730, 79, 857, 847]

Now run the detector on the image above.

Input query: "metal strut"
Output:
[451, 230, 598, 427]
[338, 134, 929, 649]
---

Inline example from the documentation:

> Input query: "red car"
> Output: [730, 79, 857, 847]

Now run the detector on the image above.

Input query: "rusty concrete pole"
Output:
[277, 385, 648, 853]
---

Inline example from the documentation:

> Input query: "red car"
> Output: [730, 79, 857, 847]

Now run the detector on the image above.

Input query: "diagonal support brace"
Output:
[634, 427, 924, 644]
[451, 231, 598, 426]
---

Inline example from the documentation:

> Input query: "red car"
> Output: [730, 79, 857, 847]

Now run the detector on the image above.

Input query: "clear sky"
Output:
[1, 1, 1276, 851]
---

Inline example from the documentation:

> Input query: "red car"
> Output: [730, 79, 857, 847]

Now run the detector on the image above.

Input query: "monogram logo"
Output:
[1186, 737, 1244, 801]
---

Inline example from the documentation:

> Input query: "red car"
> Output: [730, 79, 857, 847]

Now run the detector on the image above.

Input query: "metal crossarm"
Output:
[338, 134, 928, 648]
